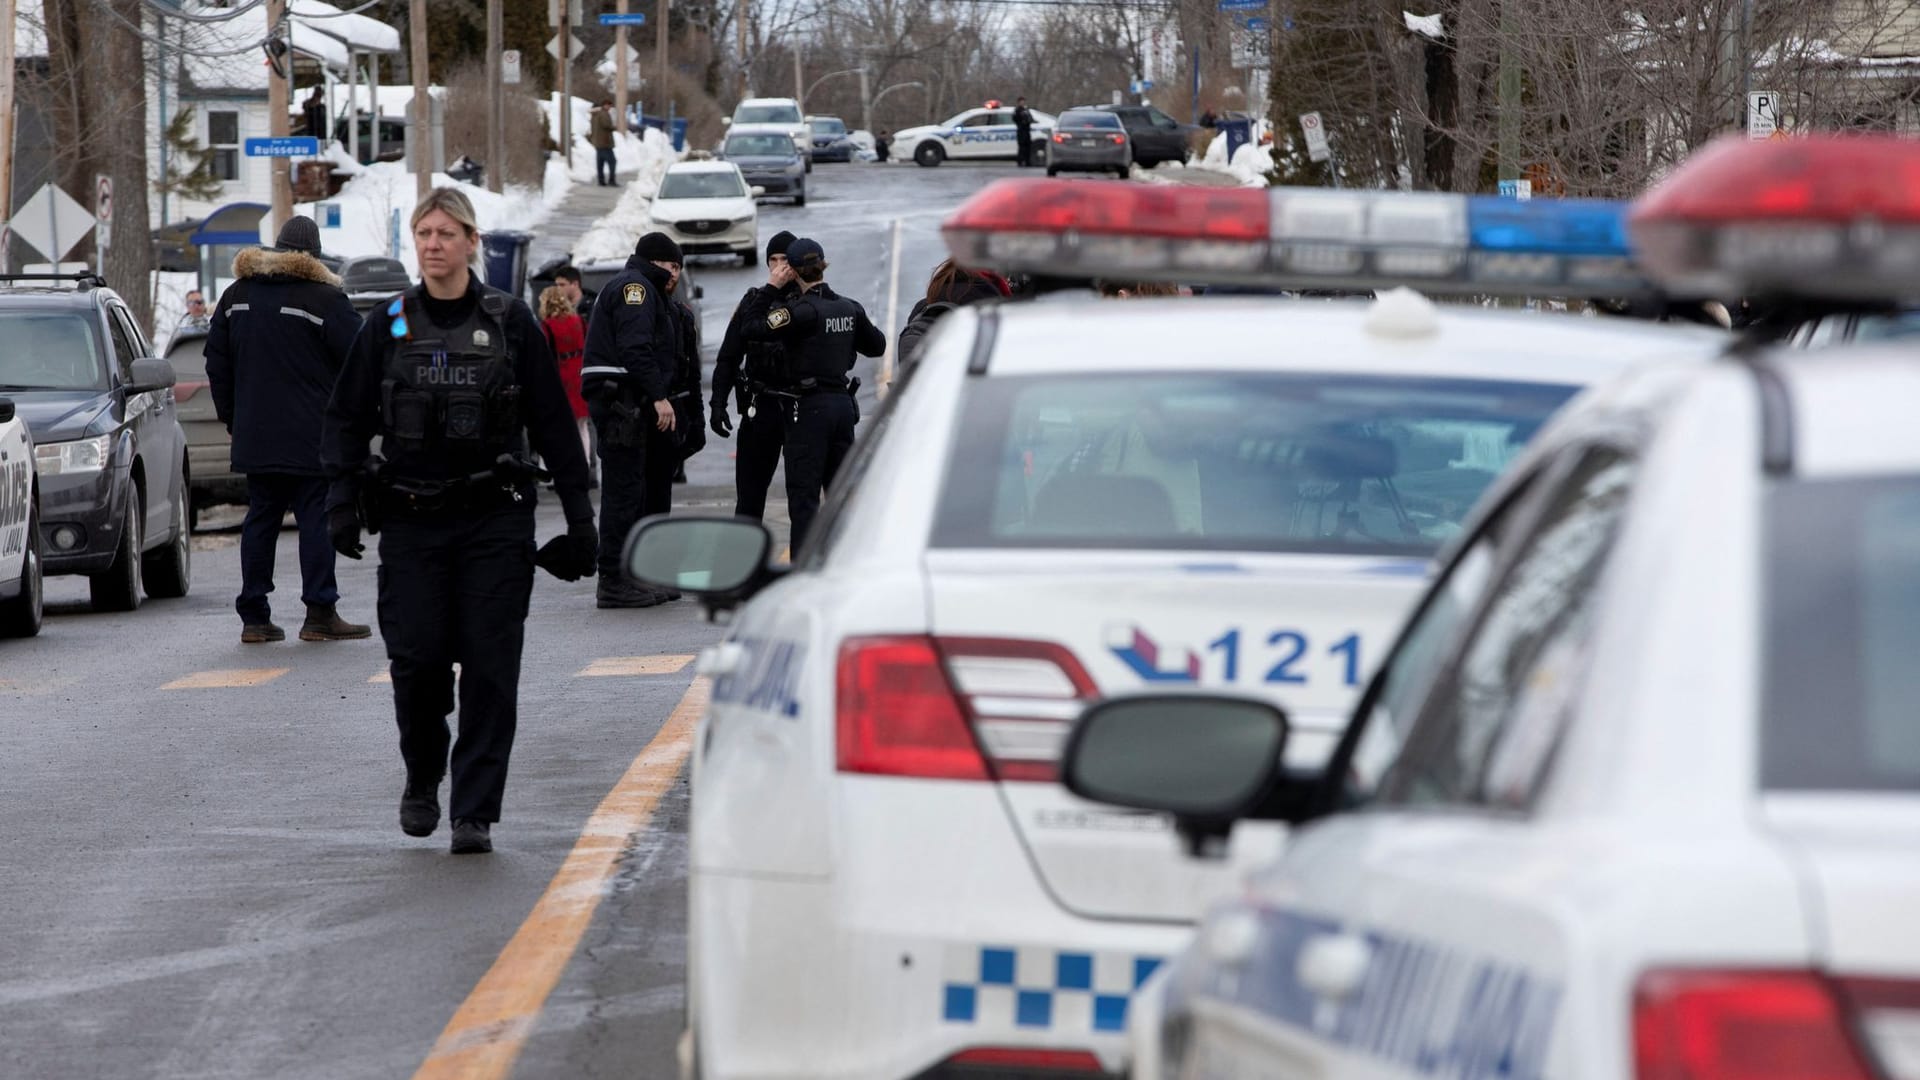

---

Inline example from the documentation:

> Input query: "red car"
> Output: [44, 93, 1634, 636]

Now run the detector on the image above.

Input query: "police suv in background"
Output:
[622, 179, 1726, 1079]
[893, 102, 1058, 168]
[0, 392, 41, 637]
[1053, 134, 1920, 1080]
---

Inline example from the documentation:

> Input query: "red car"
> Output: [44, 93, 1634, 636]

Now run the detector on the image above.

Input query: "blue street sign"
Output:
[1245, 16, 1269, 29]
[244, 136, 320, 158]
[1218, 0, 1266, 11]
[599, 12, 646, 24]
[319, 203, 341, 229]
[1130, 79, 1156, 93]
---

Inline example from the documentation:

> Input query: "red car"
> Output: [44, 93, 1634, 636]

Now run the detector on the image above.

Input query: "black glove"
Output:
[534, 521, 599, 582]
[534, 535, 578, 581]
[710, 403, 733, 438]
[568, 519, 599, 577]
[329, 503, 364, 560]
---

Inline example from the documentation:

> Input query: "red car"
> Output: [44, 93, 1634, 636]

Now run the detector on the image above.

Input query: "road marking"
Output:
[370, 663, 460, 685]
[412, 677, 707, 1080]
[161, 668, 290, 690]
[577, 654, 695, 677]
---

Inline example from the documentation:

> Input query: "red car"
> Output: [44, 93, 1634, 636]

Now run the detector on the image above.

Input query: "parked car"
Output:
[893, 103, 1057, 167]
[332, 113, 408, 165]
[805, 115, 856, 163]
[157, 324, 242, 527]
[337, 255, 412, 314]
[0, 273, 191, 612]
[1086, 103, 1194, 167]
[0, 392, 41, 637]
[1048, 107, 1133, 178]
[720, 126, 808, 205]
[645, 161, 761, 267]
[728, 97, 812, 171]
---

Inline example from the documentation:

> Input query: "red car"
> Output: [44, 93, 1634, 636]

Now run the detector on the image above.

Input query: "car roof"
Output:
[962, 297, 1725, 384]
[1776, 347, 1920, 478]
[738, 97, 798, 107]
[727, 124, 797, 136]
[665, 160, 743, 174]
[0, 288, 107, 311]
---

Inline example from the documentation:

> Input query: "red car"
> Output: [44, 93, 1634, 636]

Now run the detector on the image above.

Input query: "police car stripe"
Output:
[279, 306, 325, 327]
[940, 944, 1161, 1034]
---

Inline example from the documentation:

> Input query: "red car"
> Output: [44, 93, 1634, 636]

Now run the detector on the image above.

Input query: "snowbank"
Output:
[314, 156, 574, 263]
[567, 129, 681, 264]
[537, 95, 679, 184]
[1190, 125, 1276, 187]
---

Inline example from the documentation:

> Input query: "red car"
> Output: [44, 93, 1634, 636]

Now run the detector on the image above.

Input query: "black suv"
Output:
[0, 274, 191, 611]
[1087, 104, 1195, 167]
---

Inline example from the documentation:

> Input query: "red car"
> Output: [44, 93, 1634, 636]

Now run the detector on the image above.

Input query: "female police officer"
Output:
[322, 187, 597, 855]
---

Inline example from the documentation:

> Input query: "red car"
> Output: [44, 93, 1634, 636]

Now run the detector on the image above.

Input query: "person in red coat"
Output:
[539, 285, 593, 481]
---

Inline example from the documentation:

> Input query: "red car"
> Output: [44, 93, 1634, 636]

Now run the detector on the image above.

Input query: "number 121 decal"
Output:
[1108, 624, 1364, 688]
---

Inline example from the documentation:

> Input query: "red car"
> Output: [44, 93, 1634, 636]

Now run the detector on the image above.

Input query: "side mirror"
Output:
[0, 397, 13, 424]
[721, 118, 733, 127]
[623, 514, 782, 611]
[128, 357, 177, 394]
[1063, 694, 1290, 857]
[750, 185, 766, 197]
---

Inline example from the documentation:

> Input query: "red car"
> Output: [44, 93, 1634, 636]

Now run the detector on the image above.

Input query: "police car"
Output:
[894, 102, 1058, 167]
[1053, 134, 1920, 1080]
[0, 393, 41, 637]
[623, 179, 1728, 1078]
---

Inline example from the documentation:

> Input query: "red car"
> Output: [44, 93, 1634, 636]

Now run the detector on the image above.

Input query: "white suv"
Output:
[729, 97, 812, 172]
[646, 161, 761, 267]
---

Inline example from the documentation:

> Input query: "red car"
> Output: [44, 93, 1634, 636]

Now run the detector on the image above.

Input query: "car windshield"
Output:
[934, 373, 1577, 556]
[809, 118, 845, 135]
[0, 311, 107, 391]
[1764, 476, 1920, 792]
[1853, 310, 1920, 343]
[659, 171, 747, 199]
[1060, 111, 1123, 128]
[736, 104, 801, 124]
[726, 134, 793, 157]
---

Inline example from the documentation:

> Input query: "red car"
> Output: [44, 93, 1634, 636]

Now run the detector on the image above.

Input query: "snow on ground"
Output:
[1188, 123, 1276, 187]
[538, 95, 674, 185]
[316, 157, 573, 262]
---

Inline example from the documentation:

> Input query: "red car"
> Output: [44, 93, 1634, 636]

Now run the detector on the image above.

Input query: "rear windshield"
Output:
[726, 134, 793, 157]
[1060, 111, 1122, 128]
[933, 373, 1577, 556]
[736, 104, 801, 124]
[659, 171, 746, 199]
[0, 312, 107, 391]
[1764, 477, 1920, 792]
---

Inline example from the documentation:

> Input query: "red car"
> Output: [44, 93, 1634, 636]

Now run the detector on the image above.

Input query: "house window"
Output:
[208, 110, 240, 181]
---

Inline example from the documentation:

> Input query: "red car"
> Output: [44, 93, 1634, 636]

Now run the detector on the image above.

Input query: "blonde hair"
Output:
[538, 285, 576, 321]
[411, 186, 482, 268]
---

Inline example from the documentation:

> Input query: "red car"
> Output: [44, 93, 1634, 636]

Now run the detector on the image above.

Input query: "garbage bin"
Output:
[669, 117, 688, 152]
[479, 230, 534, 298]
[1218, 118, 1252, 162]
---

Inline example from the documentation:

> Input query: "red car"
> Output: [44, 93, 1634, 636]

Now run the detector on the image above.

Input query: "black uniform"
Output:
[1013, 104, 1035, 167]
[322, 277, 593, 826]
[712, 279, 800, 520]
[745, 283, 886, 550]
[579, 257, 679, 579]
[644, 297, 705, 518]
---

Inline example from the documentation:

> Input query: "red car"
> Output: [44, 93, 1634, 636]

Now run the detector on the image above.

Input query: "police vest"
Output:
[787, 291, 861, 389]
[379, 287, 522, 464]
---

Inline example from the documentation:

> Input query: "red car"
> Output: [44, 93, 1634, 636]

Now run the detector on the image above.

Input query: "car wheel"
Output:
[914, 142, 945, 168]
[143, 477, 191, 599]
[804, 156, 813, 174]
[740, 248, 758, 268]
[0, 497, 44, 638]
[1117, 165, 1132, 179]
[89, 487, 143, 613]
[1046, 165, 1059, 177]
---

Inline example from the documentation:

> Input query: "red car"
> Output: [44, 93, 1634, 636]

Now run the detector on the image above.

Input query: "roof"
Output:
[288, 0, 403, 55]
[14, 0, 46, 60]
[176, 1, 352, 93]
[957, 298, 1725, 385]
[739, 97, 800, 106]
[666, 160, 743, 174]
[1780, 349, 1920, 477]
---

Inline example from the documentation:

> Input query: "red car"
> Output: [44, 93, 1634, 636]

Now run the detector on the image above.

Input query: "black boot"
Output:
[597, 579, 665, 609]
[400, 780, 440, 837]
[451, 819, 492, 854]
[241, 621, 285, 644]
[301, 603, 372, 642]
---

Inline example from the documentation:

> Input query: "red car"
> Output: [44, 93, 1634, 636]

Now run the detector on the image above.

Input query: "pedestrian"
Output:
[321, 186, 598, 855]
[590, 97, 618, 187]
[553, 264, 597, 322]
[303, 86, 328, 141]
[537, 285, 594, 484]
[182, 289, 209, 329]
[1199, 106, 1219, 129]
[711, 231, 799, 521]
[579, 231, 682, 608]
[1013, 97, 1035, 167]
[745, 237, 886, 551]
[205, 215, 371, 646]
[874, 130, 891, 163]
[897, 257, 1011, 366]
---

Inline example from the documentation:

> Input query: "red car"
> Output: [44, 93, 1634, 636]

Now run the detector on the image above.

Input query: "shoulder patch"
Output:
[623, 282, 648, 306]
[767, 307, 792, 329]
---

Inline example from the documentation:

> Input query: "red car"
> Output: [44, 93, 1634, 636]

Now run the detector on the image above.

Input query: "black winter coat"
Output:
[204, 248, 361, 475]
[580, 257, 679, 405]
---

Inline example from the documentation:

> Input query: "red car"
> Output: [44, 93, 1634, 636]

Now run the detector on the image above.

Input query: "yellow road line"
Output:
[577, 654, 695, 677]
[412, 677, 707, 1080]
[161, 668, 290, 690]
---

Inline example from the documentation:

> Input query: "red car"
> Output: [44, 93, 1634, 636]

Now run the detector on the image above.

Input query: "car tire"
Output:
[740, 248, 758, 268]
[143, 477, 191, 600]
[89, 487, 143, 613]
[804, 156, 813, 174]
[0, 497, 44, 638]
[1117, 165, 1132, 179]
[914, 142, 945, 168]
[795, 190, 807, 207]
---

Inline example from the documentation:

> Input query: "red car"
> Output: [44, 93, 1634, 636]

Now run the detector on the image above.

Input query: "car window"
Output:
[104, 307, 141, 378]
[957, 113, 995, 128]
[658, 171, 748, 199]
[166, 334, 209, 379]
[933, 372, 1578, 557]
[1763, 476, 1920, 792]
[1803, 316, 1849, 349]
[808, 118, 845, 135]
[0, 312, 108, 391]
[735, 104, 801, 124]
[726, 134, 795, 157]
[1059, 111, 1123, 129]
[1148, 109, 1180, 129]
[796, 360, 921, 570]
[1378, 447, 1638, 809]
[1850, 310, 1920, 343]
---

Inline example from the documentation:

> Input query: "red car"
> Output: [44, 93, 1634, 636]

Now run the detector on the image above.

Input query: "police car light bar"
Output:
[941, 179, 1654, 298]
[1627, 134, 1920, 304]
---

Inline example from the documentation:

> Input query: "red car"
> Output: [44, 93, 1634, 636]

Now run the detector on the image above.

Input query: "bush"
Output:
[442, 62, 548, 187]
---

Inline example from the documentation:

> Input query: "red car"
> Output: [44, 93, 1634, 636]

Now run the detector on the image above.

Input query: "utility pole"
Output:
[615, 0, 631, 132]
[737, 0, 749, 100]
[1495, 0, 1520, 190]
[859, 66, 871, 134]
[268, 0, 293, 228]
[486, 0, 502, 192]
[411, 0, 429, 197]
[655, 0, 670, 120]
[1, 0, 17, 271]
[560, 0, 573, 155]
[792, 43, 803, 107]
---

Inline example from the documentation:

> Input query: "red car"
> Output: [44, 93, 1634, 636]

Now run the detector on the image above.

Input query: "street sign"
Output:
[1218, 0, 1266, 10]
[502, 49, 522, 85]
[1244, 16, 1269, 30]
[1498, 178, 1533, 200]
[319, 202, 342, 229]
[1231, 26, 1269, 68]
[12, 183, 94, 264]
[1748, 91, 1779, 141]
[1299, 111, 1330, 162]
[245, 136, 320, 157]
[547, 0, 582, 26]
[94, 175, 112, 253]
[547, 33, 585, 62]
[599, 12, 646, 25]
[1129, 78, 1155, 94]
[605, 42, 642, 67]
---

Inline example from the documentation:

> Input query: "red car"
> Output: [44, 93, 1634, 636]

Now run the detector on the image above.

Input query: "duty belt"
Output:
[361, 454, 550, 526]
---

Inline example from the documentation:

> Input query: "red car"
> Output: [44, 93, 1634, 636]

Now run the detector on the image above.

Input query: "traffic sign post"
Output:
[1747, 91, 1779, 141]
[502, 49, 522, 85]
[547, 0, 582, 25]
[93, 174, 111, 254]
[547, 33, 585, 61]
[245, 136, 321, 158]
[12, 183, 94, 266]
[1299, 111, 1330, 162]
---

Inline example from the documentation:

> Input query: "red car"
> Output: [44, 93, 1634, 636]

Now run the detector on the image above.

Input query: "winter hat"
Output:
[275, 215, 322, 256]
[785, 237, 826, 272]
[634, 231, 685, 264]
[765, 230, 797, 261]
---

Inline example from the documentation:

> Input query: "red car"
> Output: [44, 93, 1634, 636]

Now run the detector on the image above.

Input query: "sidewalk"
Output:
[528, 176, 629, 271]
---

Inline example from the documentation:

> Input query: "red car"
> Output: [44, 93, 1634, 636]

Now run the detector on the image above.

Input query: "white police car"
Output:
[624, 179, 1726, 1079]
[1057, 134, 1920, 1080]
[0, 393, 42, 637]
[894, 102, 1058, 168]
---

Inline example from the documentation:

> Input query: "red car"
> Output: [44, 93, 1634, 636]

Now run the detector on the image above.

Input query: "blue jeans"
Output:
[237, 473, 338, 624]
[596, 147, 617, 185]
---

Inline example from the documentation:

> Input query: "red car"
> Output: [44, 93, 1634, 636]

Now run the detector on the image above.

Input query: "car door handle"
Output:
[697, 641, 746, 678]
[1297, 933, 1372, 1001]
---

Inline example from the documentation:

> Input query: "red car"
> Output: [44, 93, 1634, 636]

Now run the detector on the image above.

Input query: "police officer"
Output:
[711, 231, 799, 521]
[321, 187, 597, 856]
[580, 232, 682, 608]
[745, 237, 886, 551]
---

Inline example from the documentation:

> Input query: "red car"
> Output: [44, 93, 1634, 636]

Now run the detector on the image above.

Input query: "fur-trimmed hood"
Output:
[232, 247, 342, 287]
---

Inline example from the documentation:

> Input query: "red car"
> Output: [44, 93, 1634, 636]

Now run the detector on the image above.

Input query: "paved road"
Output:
[0, 160, 1020, 1079]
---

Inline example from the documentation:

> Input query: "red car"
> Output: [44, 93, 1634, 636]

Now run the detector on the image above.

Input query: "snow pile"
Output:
[1189, 125, 1275, 187]
[315, 157, 574, 262]
[1404, 11, 1445, 40]
[567, 129, 681, 264]
[538, 96, 681, 184]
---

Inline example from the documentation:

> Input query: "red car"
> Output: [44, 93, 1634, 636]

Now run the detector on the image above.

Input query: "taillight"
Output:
[1634, 970, 1877, 1080]
[1109, 134, 1125, 145]
[174, 380, 207, 402]
[834, 636, 1097, 783]
[943, 1046, 1104, 1073]
[1051, 133, 1067, 143]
